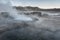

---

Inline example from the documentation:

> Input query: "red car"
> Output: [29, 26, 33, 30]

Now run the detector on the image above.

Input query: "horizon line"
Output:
[13, 5, 60, 9]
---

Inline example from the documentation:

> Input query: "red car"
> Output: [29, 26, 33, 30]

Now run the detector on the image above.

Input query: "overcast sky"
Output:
[0, 0, 60, 8]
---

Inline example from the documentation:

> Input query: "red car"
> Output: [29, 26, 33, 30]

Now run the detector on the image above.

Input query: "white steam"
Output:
[0, 1, 33, 21]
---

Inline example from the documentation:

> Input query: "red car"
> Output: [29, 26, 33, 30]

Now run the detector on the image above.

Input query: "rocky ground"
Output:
[0, 11, 60, 40]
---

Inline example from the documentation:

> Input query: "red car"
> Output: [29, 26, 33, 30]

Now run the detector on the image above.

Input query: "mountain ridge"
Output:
[13, 6, 60, 12]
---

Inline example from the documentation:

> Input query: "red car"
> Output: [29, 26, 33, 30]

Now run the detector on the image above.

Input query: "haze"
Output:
[0, 0, 60, 9]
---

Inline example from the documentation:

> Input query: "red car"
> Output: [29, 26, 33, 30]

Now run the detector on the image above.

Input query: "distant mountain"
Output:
[14, 6, 60, 12]
[13, 6, 41, 11]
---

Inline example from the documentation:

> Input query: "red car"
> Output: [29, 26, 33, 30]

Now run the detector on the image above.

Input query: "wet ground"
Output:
[0, 12, 60, 40]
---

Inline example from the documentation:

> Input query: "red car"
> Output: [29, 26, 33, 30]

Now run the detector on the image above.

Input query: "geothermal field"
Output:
[0, 3, 60, 40]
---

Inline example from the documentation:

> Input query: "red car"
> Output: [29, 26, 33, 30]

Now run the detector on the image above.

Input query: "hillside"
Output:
[14, 6, 60, 12]
[14, 6, 41, 11]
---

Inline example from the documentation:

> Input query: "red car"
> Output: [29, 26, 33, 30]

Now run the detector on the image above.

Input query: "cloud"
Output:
[0, 0, 60, 8]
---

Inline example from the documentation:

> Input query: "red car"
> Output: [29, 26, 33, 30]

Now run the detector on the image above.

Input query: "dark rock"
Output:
[30, 12, 42, 16]
[0, 12, 14, 19]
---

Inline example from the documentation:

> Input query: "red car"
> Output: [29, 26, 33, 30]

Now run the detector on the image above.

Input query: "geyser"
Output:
[0, 3, 33, 21]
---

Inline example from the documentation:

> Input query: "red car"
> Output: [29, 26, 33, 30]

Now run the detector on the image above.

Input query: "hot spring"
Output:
[0, 3, 33, 21]
[1, 1, 60, 40]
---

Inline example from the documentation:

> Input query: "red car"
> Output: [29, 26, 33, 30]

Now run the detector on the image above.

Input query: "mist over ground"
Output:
[0, 2, 60, 40]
